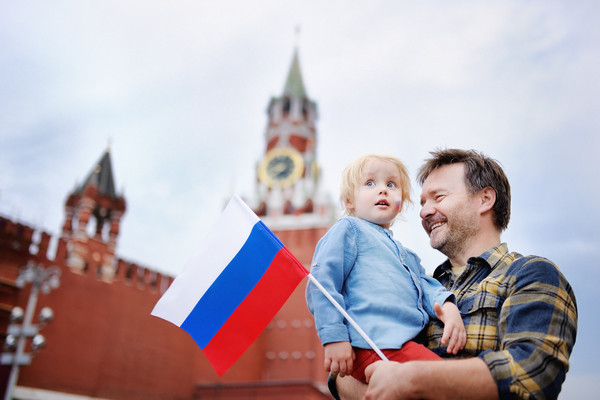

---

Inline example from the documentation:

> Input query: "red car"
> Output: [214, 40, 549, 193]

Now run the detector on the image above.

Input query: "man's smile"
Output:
[431, 221, 445, 230]
[426, 219, 446, 235]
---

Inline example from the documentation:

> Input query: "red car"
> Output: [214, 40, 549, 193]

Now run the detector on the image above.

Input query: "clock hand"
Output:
[269, 163, 288, 175]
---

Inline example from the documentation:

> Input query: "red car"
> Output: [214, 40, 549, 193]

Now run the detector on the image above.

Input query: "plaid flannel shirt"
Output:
[419, 243, 577, 400]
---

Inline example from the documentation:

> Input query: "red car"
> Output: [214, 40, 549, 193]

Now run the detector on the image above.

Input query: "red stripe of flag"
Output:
[203, 248, 308, 375]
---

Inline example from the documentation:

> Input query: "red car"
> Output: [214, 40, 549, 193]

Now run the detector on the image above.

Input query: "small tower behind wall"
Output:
[61, 148, 126, 281]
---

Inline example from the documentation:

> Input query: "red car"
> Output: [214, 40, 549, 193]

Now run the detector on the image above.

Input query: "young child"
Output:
[306, 154, 465, 382]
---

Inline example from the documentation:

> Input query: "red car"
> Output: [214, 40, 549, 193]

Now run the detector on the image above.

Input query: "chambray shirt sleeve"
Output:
[403, 248, 455, 319]
[478, 257, 578, 400]
[306, 219, 358, 346]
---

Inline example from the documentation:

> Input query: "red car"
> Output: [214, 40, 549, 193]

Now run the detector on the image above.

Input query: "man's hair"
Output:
[340, 154, 412, 217]
[417, 148, 511, 231]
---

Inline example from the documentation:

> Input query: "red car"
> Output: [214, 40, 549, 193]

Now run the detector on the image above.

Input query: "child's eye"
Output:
[387, 182, 396, 188]
[366, 181, 375, 187]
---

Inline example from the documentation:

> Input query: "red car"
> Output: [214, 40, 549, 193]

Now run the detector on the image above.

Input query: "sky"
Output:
[1, 1, 598, 397]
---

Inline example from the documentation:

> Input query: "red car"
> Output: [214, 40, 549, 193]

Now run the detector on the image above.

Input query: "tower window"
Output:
[302, 99, 309, 118]
[282, 97, 291, 116]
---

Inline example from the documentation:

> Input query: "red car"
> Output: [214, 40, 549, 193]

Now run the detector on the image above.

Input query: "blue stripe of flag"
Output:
[181, 221, 283, 348]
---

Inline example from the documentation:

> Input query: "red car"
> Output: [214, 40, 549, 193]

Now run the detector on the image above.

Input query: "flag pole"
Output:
[307, 273, 389, 362]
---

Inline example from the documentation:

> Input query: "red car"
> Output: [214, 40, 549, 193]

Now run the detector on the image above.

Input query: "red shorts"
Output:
[351, 341, 441, 383]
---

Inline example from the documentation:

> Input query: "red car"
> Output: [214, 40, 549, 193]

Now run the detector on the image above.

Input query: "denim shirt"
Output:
[306, 217, 454, 349]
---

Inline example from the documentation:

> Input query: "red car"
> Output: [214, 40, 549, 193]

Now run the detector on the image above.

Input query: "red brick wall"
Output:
[0, 216, 332, 399]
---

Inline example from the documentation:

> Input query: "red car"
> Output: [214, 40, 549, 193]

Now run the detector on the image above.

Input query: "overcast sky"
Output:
[1, 1, 598, 397]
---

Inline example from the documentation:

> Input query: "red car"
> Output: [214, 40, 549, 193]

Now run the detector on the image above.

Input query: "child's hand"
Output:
[324, 341, 355, 377]
[434, 301, 466, 354]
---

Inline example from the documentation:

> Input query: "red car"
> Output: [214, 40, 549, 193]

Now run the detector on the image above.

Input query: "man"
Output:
[333, 149, 577, 400]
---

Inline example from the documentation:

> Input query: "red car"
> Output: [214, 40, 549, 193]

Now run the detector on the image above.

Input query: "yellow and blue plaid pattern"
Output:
[420, 243, 577, 400]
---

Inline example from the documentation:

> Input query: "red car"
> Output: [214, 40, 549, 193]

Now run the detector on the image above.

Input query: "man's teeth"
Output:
[430, 222, 445, 231]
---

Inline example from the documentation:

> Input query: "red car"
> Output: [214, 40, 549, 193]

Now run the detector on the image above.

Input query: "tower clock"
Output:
[257, 147, 305, 189]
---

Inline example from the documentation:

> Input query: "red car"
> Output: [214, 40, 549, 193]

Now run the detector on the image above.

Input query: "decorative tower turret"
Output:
[254, 48, 333, 230]
[60, 148, 126, 281]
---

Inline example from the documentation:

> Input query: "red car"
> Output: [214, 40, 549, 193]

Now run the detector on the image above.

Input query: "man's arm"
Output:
[336, 358, 497, 400]
[478, 257, 578, 398]
[362, 358, 497, 400]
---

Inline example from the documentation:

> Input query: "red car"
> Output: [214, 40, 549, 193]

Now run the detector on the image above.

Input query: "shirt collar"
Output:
[476, 243, 510, 270]
[433, 243, 509, 280]
[353, 216, 394, 237]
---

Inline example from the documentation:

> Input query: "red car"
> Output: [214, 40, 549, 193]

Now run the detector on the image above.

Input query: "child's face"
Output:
[345, 159, 403, 229]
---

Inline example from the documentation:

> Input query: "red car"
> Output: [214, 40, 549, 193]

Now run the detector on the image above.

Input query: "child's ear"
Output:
[344, 197, 355, 211]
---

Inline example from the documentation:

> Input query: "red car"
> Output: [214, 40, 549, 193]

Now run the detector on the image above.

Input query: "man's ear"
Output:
[479, 187, 496, 214]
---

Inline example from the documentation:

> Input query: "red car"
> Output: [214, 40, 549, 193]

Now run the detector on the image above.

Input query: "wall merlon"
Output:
[113, 257, 172, 293]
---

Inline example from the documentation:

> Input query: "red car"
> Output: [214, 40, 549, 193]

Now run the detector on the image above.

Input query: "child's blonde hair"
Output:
[340, 154, 412, 217]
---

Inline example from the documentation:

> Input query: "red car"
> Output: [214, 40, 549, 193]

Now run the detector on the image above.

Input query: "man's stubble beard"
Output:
[431, 208, 479, 262]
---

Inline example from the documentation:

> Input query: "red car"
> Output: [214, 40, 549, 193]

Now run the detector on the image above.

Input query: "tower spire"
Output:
[79, 149, 118, 198]
[283, 47, 307, 99]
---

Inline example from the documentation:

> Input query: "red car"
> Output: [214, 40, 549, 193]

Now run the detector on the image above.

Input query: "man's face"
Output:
[419, 163, 480, 259]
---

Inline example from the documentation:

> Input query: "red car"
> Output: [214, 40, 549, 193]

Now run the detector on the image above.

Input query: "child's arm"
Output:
[324, 341, 355, 377]
[434, 301, 466, 354]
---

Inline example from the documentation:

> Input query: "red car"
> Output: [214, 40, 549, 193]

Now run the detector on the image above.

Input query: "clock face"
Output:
[258, 147, 304, 188]
[267, 155, 295, 180]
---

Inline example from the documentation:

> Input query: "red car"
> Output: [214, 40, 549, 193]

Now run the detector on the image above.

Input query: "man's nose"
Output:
[419, 200, 434, 220]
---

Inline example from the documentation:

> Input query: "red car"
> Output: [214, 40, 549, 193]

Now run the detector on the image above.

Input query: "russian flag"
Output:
[151, 195, 308, 375]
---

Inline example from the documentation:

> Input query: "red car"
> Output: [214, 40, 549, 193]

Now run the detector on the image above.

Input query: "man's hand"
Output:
[364, 360, 415, 400]
[325, 341, 355, 377]
[435, 301, 466, 354]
